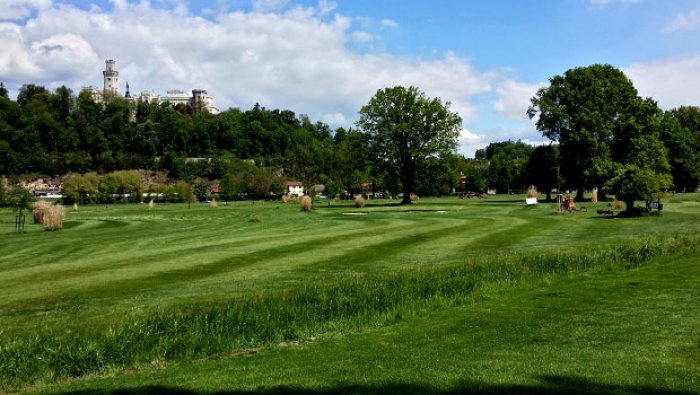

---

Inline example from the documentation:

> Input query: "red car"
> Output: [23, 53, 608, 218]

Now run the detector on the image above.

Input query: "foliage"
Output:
[605, 164, 673, 211]
[661, 106, 700, 192]
[477, 140, 533, 193]
[61, 172, 100, 204]
[1, 184, 35, 213]
[100, 170, 143, 203]
[526, 144, 559, 201]
[529, 64, 673, 203]
[358, 86, 462, 204]
[528, 64, 642, 199]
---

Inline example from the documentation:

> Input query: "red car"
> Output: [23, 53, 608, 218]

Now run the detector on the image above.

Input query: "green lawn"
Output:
[2, 194, 700, 393]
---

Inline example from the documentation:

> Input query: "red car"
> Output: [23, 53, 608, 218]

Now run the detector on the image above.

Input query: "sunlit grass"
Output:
[1, 194, 699, 392]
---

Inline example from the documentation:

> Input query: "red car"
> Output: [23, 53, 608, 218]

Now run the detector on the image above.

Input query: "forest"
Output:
[1, 74, 699, 203]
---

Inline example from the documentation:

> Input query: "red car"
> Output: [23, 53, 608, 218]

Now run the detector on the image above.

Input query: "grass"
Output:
[33, 252, 700, 394]
[1, 194, 699, 393]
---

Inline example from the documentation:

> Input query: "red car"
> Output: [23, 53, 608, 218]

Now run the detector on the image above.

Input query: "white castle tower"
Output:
[103, 59, 119, 97]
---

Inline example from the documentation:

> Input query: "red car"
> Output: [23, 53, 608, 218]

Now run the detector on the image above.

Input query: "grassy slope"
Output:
[35, 252, 700, 394]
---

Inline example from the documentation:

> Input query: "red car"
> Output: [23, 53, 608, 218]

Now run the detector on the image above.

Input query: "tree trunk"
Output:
[625, 199, 635, 212]
[575, 187, 585, 201]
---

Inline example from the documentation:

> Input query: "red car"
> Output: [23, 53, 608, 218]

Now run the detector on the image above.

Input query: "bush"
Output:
[527, 185, 538, 198]
[300, 195, 312, 211]
[42, 204, 65, 231]
[32, 201, 51, 224]
[354, 195, 365, 208]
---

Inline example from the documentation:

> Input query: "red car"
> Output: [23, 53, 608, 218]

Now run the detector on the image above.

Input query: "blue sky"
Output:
[1, 0, 700, 156]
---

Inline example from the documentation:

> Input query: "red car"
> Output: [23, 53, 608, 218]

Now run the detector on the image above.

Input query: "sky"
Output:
[1, 0, 700, 157]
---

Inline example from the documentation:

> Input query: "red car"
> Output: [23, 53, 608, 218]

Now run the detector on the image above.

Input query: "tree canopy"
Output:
[528, 64, 673, 210]
[358, 86, 462, 204]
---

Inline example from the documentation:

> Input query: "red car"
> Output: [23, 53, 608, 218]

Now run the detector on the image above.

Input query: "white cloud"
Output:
[493, 79, 543, 121]
[0, 1, 499, 156]
[663, 7, 700, 33]
[625, 53, 700, 109]
[0, 0, 51, 20]
[351, 30, 375, 43]
[381, 18, 398, 28]
[457, 128, 486, 157]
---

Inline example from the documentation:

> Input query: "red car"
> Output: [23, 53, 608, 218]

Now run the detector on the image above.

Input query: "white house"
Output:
[286, 181, 304, 196]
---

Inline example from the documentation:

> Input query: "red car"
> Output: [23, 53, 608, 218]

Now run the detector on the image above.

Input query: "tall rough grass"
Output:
[1, 233, 698, 390]
[41, 204, 65, 231]
[527, 186, 538, 198]
[300, 195, 312, 211]
[355, 194, 365, 208]
[209, 198, 218, 208]
[32, 201, 52, 224]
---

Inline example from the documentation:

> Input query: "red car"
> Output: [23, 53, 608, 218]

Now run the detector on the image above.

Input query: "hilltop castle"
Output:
[81, 59, 220, 114]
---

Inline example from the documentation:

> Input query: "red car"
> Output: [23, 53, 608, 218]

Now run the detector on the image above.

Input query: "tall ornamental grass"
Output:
[1, 233, 698, 390]
[300, 195, 312, 211]
[41, 204, 65, 231]
[32, 201, 52, 224]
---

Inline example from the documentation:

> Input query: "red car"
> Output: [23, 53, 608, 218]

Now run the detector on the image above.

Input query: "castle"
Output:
[81, 59, 220, 114]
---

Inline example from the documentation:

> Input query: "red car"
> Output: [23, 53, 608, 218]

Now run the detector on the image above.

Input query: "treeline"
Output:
[0, 83, 476, 198]
[1, 81, 699, 200]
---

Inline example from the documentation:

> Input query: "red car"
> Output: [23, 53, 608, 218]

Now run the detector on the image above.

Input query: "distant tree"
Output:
[606, 98, 673, 211]
[101, 170, 143, 203]
[62, 172, 100, 204]
[661, 106, 700, 192]
[358, 86, 461, 204]
[526, 144, 560, 201]
[528, 64, 641, 200]
[605, 165, 672, 212]
[0, 82, 8, 99]
[479, 140, 533, 193]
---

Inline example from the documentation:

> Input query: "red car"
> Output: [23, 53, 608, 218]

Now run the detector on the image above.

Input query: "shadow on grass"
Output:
[53, 375, 700, 395]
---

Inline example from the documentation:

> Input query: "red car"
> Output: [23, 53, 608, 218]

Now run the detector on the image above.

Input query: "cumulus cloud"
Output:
[0, 1, 499, 155]
[0, 0, 51, 21]
[663, 7, 700, 33]
[625, 53, 700, 109]
[0, 0, 493, 126]
[493, 80, 543, 121]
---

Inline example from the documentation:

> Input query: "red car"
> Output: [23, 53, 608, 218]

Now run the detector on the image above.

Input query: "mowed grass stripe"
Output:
[0, 209, 384, 286]
[297, 218, 496, 273]
[0, 219, 428, 315]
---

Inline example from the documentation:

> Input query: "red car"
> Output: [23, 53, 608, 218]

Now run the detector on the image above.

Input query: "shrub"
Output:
[527, 186, 538, 198]
[300, 195, 312, 211]
[613, 196, 622, 210]
[42, 204, 65, 231]
[32, 201, 51, 224]
[355, 194, 365, 208]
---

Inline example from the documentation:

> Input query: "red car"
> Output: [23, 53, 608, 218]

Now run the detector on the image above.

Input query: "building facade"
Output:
[81, 59, 220, 114]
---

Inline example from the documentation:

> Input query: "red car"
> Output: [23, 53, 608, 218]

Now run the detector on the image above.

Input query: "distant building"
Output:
[285, 181, 304, 196]
[81, 59, 220, 114]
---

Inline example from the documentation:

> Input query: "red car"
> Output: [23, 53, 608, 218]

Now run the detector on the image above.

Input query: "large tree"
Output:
[526, 144, 560, 201]
[358, 86, 461, 204]
[527, 64, 640, 200]
[661, 106, 700, 192]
